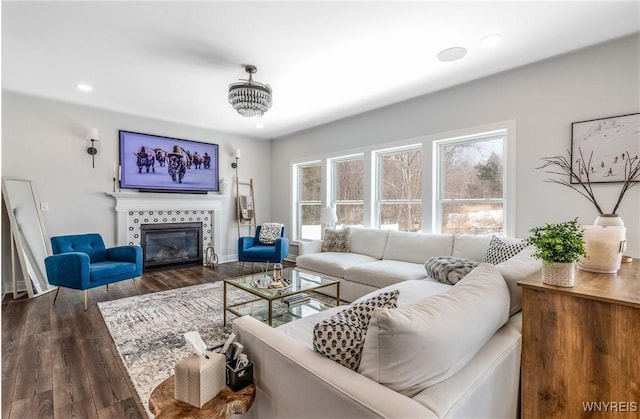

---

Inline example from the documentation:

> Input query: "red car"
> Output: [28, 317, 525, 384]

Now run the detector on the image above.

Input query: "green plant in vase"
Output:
[525, 218, 586, 287]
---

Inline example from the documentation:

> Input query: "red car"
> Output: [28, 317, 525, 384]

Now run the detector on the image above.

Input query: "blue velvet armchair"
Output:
[44, 233, 142, 310]
[238, 225, 289, 265]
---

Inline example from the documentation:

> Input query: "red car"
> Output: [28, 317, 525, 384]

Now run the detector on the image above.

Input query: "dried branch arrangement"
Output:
[537, 149, 640, 215]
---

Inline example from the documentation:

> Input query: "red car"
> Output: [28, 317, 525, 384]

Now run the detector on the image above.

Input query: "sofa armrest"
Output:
[238, 236, 256, 253]
[274, 237, 289, 262]
[44, 252, 90, 290]
[298, 239, 323, 255]
[233, 315, 435, 419]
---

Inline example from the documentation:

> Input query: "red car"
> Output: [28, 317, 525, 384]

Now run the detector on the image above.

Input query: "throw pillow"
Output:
[483, 236, 527, 264]
[258, 223, 283, 245]
[358, 264, 510, 397]
[313, 289, 399, 371]
[321, 228, 351, 252]
[424, 256, 480, 285]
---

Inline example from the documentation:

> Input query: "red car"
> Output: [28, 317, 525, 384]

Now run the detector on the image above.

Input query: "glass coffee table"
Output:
[224, 268, 340, 327]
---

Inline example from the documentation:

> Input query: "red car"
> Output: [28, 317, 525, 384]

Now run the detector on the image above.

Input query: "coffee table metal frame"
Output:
[223, 268, 340, 327]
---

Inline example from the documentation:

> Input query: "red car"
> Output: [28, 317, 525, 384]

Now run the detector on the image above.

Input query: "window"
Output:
[436, 133, 505, 235]
[332, 156, 364, 226]
[376, 146, 422, 231]
[296, 162, 322, 240]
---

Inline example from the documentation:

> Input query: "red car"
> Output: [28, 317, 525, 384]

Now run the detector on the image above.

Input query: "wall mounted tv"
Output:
[119, 130, 219, 193]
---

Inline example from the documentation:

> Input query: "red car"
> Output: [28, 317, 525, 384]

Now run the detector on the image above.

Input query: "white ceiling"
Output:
[3, 1, 639, 140]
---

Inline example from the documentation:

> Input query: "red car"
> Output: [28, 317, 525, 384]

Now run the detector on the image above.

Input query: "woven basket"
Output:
[542, 262, 575, 287]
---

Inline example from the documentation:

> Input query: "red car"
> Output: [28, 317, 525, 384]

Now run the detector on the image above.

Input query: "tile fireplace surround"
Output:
[108, 192, 222, 265]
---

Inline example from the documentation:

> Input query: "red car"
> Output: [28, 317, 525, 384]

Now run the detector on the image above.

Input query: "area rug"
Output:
[98, 282, 246, 418]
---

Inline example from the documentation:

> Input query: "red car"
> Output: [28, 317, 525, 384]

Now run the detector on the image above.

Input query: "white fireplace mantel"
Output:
[107, 192, 223, 212]
[106, 192, 223, 259]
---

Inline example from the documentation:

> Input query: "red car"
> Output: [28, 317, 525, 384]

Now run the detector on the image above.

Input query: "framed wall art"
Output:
[571, 112, 640, 184]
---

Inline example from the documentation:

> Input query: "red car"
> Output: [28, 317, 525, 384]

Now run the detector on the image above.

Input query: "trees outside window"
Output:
[332, 157, 364, 226]
[377, 147, 422, 231]
[297, 162, 322, 240]
[437, 135, 504, 235]
[292, 124, 512, 241]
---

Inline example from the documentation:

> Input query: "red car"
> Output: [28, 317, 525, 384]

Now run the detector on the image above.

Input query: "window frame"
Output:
[289, 120, 516, 241]
[293, 160, 322, 241]
[329, 154, 365, 227]
[433, 127, 514, 236]
[374, 144, 423, 231]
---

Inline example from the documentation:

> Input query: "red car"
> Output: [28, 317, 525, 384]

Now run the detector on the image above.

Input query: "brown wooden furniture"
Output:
[519, 260, 640, 418]
[149, 375, 255, 419]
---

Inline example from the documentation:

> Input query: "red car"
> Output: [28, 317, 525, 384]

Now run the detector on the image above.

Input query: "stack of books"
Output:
[283, 293, 310, 307]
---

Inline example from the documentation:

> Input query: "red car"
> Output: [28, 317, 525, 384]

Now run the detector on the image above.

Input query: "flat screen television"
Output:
[119, 130, 219, 193]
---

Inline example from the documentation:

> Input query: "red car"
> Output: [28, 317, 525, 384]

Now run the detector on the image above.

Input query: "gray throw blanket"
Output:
[424, 256, 480, 285]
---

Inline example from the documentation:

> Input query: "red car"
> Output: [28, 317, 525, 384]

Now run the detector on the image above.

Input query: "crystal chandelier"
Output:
[228, 65, 273, 117]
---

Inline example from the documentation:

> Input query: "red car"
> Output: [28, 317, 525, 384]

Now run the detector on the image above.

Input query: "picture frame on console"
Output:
[570, 112, 640, 184]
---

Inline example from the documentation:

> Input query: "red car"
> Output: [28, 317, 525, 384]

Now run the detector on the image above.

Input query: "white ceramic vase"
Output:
[594, 214, 624, 228]
[578, 214, 626, 273]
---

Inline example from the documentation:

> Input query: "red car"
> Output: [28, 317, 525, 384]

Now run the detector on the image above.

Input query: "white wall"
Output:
[271, 34, 640, 257]
[1, 92, 272, 270]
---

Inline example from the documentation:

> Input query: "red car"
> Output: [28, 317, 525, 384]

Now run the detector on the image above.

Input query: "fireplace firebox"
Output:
[140, 222, 202, 270]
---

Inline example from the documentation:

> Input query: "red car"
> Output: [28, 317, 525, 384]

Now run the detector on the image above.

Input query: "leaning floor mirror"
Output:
[2, 178, 56, 298]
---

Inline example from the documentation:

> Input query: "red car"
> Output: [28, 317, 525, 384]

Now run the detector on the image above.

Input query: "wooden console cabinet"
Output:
[519, 260, 640, 418]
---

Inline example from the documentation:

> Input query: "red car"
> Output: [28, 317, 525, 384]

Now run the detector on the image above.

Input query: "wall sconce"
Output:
[231, 148, 241, 169]
[86, 128, 99, 168]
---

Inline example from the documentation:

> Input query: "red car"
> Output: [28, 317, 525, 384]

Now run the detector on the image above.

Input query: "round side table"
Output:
[149, 375, 255, 419]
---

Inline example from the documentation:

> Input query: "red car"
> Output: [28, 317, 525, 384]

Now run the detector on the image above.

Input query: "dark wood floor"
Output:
[1, 262, 262, 419]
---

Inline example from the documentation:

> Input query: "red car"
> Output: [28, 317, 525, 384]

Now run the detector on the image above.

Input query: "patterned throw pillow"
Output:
[258, 223, 283, 245]
[313, 289, 399, 371]
[321, 228, 351, 252]
[483, 236, 527, 265]
[424, 256, 480, 285]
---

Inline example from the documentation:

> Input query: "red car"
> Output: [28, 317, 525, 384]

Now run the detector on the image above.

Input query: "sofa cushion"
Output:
[424, 256, 480, 285]
[383, 231, 454, 264]
[344, 260, 429, 288]
[358, 263, 510, 397]
[452, 234, 493, 262]
[322, 228, 351, 252]
[296, 252, 379, 278]
[349, 228, 389, 259]
[483, 236, 527, 264]
[277, 280, 452, 348]
[313, 290, 400, 371]
[496, 245, 541, 315]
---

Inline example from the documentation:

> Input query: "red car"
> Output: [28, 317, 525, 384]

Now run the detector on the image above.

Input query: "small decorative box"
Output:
[174, 350, 226, 408]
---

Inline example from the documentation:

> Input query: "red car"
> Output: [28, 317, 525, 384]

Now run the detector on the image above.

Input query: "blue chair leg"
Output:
[84, 290, 89, 311]
[132, 277, 139, 295]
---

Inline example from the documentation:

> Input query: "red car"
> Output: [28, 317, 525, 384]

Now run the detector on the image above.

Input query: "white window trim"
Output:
[374, 144, 422, 229]
[431, 120, 516, 236]
[329, 154, 365, 225]
[292, 160, 322, 241]
[290, 119, 516, 239]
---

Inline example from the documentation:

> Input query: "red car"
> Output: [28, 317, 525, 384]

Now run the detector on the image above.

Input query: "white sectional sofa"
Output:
[232, 228, 542, 418]
[297, 227, 518, 303]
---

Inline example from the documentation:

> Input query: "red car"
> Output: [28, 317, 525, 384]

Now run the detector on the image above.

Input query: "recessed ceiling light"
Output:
[76, 83, 93, 92]
[256, 122, 264, 129]
[480, 34, 503, 48]
[437, 47, 467, 62]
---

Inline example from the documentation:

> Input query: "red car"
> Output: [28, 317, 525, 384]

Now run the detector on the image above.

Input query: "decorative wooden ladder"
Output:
[236, 177, 256, 238]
